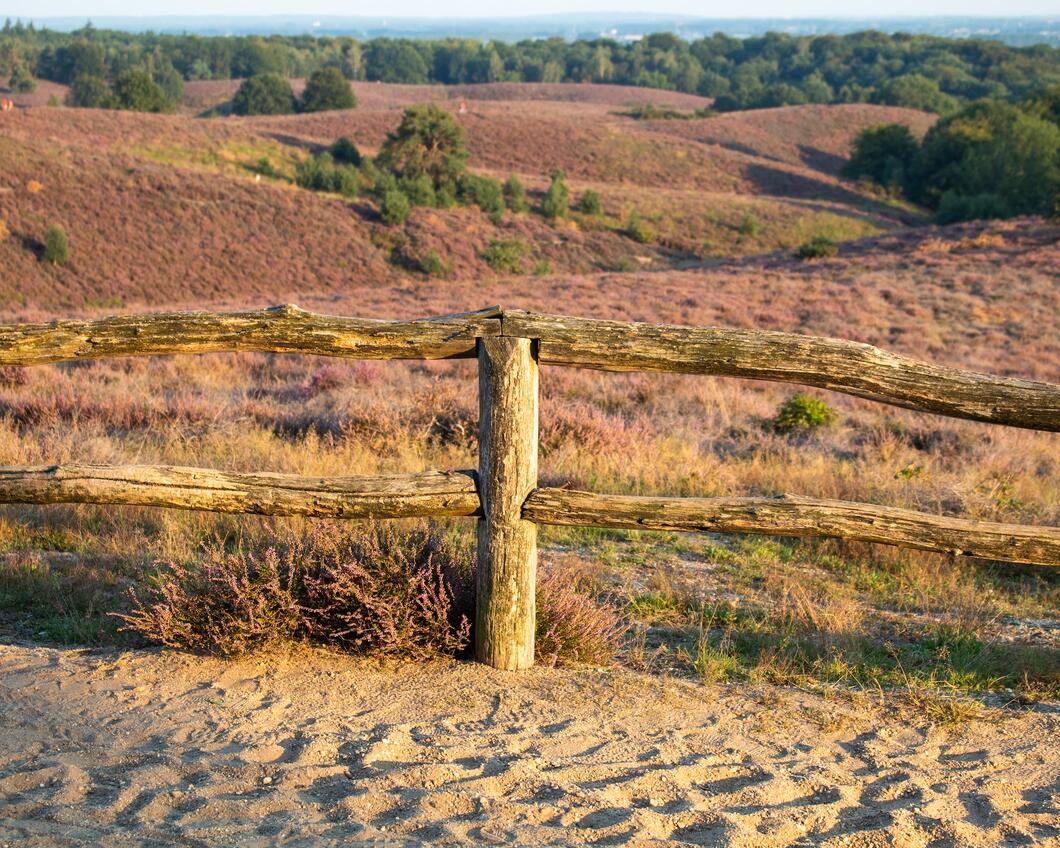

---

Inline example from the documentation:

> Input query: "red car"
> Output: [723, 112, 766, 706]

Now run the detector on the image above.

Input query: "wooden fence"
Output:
[1, 304, 1058, 669]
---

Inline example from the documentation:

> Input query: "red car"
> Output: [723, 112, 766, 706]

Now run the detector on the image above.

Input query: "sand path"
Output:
[1, 643, 1057, 847]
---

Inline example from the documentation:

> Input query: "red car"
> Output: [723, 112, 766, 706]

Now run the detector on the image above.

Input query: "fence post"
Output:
[476, 335, 538, 670]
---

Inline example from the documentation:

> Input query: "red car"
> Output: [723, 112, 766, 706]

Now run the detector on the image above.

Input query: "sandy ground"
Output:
[0, 643, 1057, 848]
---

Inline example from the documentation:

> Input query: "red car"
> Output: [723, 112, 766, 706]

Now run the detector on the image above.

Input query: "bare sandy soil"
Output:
[1, 642, 1057, 847]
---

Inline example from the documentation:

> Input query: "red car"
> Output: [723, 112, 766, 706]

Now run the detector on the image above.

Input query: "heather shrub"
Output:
[541, 169, 569, 220]
[481, 238, 529, 273]
[117, 522, 625, 665]
[577, 189, 603, 216]
[117, 522, 474, 659]
[380, 189, 412, 226]
[536, 566, 627, 666]
[771, 393, 838, 434]
[795, 235, 838, 260]
[43, 225, 69, 265]
[503, 174, 528, 212]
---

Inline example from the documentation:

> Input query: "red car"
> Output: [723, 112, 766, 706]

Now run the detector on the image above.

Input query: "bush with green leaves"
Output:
[295, 154, 359, 197]
[912, 100, 1060, 221]
[399, 173, 437, 207]
[842, 123, 919, 193]
[459, 173, 505, 222]
[42, 225, 69, 265]
[625, 210, 654, 243]
[541, 169, 569, 220]
[377, 104, 467, 192]
[577, 189, 603, 216]
[738, 212, 760, 236]
[771, 394, 838, 434]
[8, 63, 36, 93]
[300, 67, 357, 112]
[231, 73, 295, 116]
[380, 189, 412, 226]
[795, 235, 838, 260]
[65, 74, 113, 108]
[481, 238, 529, 274]
[329, 136, 362, 166]
[503, 175, 528, 212]
[112, 67, 173, 113]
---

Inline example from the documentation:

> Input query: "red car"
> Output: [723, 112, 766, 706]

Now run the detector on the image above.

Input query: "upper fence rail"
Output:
[1, 305, 1057, 431]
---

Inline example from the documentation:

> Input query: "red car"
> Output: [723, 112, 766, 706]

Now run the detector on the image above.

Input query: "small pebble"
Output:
[262, 776, 272, 785]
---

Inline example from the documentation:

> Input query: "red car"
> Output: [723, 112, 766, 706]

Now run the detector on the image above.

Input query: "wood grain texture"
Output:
[0, 465, 481, 519]
[0, 304, 500, 366]
[501, 311, 1060, 432]
[476, 337, 539, 670]
[523, 488, 1060, 566]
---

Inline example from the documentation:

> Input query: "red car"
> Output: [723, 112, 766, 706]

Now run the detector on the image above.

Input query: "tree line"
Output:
[844, 87, 1060, 222]
[3, 19, 1060, 114]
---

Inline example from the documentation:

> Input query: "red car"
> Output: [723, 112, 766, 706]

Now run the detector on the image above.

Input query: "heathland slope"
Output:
[0, 90, 930, 310]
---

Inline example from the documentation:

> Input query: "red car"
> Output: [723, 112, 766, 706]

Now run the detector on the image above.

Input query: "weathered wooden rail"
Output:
[1, 305, 1057, 669]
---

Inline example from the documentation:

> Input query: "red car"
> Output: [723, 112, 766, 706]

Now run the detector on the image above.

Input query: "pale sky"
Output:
[6, 3, 1060, 19]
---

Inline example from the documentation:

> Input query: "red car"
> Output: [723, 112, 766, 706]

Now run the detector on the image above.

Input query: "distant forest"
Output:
[3, 20, 1060, 114]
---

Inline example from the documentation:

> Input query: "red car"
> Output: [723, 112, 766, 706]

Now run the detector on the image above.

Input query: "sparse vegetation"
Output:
[503, 175, 528, 212]
[624, 209, 654, 243]
[295, 154, 359, 197]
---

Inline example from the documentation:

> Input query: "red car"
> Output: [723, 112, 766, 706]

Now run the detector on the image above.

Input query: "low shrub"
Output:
[253, 156, 281, 178]
[536, 567, 627, 666]
[329, 136, 362, 166]
[625, 210, 654, 243]
[43, 225, 69, 265]
[503, 174, 528, 212]
[795, 235, 838, 260]
[771, 393, 838, 434]
[399, 173, 437, 207]
[117, 522, 625, 665]
[295, 154, 359, 197]
[541, 169, 569, 220]
[116, 523, 473, 659]
[459, 173, 505, 222]
[738, 212, 760, 236]
[578, 189, 603, 216]
[380, 189, 412, 226]
[481, 238, 529, 273]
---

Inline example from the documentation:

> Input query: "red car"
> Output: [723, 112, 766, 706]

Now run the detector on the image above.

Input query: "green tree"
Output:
[377, 104, 467, 191]
[8, 62, 35, 93]
[301, 67, 357, 113]
[231, 73, 295, 116]
[873, 74, 959, 115]
[1024, 84, 1060, 129]
[842, 123, 920, 191]
[329, 136, 362, 166]
[65, 74, 113, 109]
[42, 225, 69, 265]
[113, 68, 172, 113]
[541, 169, 569, 220]
[913, 100, 1060, 219]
